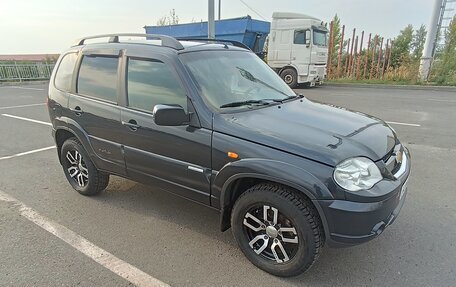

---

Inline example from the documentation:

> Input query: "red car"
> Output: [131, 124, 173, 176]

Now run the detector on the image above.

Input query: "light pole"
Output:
[208, 0, 215, 39]
[419, 0, 445, 81]
[218, 0, 221, 20]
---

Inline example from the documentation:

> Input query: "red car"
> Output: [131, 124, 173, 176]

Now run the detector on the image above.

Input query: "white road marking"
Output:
[427, 98, 456, 103]
[1, 113, 52, 126]
[386, 121, 421, 127]
[0, 103, 46, 110]
[0, 146, 56, 161]
[6, 86, 45, 91]
[0, 190, 170, 287]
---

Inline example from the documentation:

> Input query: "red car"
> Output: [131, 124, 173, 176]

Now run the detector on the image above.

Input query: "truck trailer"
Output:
[144, 13, 328, 88]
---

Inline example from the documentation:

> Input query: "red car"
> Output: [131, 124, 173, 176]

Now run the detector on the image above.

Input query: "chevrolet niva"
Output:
[48, 34, 410, 277]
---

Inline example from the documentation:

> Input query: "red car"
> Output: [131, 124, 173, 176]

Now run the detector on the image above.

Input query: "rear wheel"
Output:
[61, 137, 109, 196]
[280, 68, 298, 88]
[231, 183, 323, 277]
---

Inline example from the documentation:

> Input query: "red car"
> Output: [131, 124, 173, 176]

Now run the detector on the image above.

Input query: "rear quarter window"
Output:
[77, 56, 118, 103]
[54, 53, 77, 92]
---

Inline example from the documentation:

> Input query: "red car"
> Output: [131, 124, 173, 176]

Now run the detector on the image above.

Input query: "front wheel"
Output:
[231, 183, 323, 277]
[280, 68, 298, 88]
[61, 137, 109, 196]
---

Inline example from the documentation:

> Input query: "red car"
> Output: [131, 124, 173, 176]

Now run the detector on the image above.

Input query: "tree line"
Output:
[328, 14, 456, 85]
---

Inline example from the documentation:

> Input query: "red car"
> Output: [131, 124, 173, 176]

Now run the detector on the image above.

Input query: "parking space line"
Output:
[385, 121, 421, 127]
[1, 113, 52, 126]
[0, 146, 56, 161]
[427, 98, 456, 103]
[0, 190, 170, 287]
[6, 86, 45, 91]
[0, 103, 46, 110]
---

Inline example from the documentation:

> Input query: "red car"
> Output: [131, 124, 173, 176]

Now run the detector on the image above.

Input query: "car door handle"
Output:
[122, 120, 140, 131]
[70, 106, 83, 116]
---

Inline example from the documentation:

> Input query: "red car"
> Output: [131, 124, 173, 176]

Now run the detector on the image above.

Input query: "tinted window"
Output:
[78, 56, 118, 102]
[127, 59, 187, 112]
[294, 30, 306, 44]
[54, 53, 77, 91]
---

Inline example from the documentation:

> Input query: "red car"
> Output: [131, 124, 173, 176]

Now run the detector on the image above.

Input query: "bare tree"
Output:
[157, 9, 180, 26]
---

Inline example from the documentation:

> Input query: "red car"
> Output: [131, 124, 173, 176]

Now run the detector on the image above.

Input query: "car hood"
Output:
[213, 98, 396, 167]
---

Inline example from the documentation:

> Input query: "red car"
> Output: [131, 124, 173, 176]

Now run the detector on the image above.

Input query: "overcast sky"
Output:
[1, 0, 435, 54]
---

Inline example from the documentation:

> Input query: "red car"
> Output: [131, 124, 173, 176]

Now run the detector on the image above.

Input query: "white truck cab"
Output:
[267, 12, 328, 88]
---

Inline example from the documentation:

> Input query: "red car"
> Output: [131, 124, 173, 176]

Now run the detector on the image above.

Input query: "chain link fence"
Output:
[0, 62, 55, 82]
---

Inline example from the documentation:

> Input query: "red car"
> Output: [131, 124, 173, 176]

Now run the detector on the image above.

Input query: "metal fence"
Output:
[0, 62, 55, 82]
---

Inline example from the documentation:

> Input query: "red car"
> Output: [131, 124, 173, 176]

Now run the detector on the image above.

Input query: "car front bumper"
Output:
[317, 148, 411, 247]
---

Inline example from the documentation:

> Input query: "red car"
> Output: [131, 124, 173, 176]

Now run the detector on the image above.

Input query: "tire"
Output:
[280, 68, 298, 89]
[231, 183, 323, 277]
[61, 137, 109, 196]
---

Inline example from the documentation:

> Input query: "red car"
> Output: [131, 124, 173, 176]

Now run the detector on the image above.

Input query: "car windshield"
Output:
[180, 50, 296, 109]
[313, 30, 327, 46]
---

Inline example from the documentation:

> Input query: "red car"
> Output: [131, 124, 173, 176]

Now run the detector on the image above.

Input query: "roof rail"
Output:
[176, 38, 250, 50]
[72, 33, 184, 50]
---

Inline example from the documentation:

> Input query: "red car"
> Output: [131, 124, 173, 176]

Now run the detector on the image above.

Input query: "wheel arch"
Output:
[278, 65, 298, 76]
[215, 159, 331, 242]
[54, 118, 95, 166]
[55, 128, 76, 164]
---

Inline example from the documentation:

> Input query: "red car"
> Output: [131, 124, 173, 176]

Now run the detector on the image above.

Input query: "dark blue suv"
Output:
[47, 34, 411, 277]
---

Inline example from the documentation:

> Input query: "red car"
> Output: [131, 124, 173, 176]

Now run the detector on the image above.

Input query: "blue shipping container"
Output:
[144, 16, 270, 53]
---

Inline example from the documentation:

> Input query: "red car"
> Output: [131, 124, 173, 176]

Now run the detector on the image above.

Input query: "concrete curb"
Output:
[0, 80, 49, 87]
[325, 82, 456, 92]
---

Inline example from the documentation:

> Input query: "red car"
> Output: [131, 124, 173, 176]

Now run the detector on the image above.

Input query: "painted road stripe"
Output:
[0, 190, 170, 287]
[0, 146, 56, 161]
[1, 113, 52, 126]
[0, 103, 46, 110]
[386, 121, 421, 127]
[427, 98, 456, 103]
[6, 86, 45, 91]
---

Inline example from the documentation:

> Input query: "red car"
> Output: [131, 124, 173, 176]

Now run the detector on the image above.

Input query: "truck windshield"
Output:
[313, 30, 327, 47]
[180, 50, 295, 109]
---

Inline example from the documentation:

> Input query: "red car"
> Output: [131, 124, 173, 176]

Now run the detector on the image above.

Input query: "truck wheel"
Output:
[61, 137, 109, 196]
[280, 68, 298, 88]
[231, 183, 323, 277]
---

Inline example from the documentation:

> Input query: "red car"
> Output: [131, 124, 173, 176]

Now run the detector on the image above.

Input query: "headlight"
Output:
[333, 157, 383, 191]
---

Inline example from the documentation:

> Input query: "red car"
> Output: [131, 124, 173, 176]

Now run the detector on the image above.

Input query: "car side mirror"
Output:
[153, 104, 189, 126]
[305, 30, 311, 47]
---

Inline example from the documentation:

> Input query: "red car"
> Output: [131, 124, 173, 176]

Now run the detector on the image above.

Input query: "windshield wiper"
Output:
[236, 67, 293, 99]
[219, 99, 271, 108]
[271, 94, 304, 103]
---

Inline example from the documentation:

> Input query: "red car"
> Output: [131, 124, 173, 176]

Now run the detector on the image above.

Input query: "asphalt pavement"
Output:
[0, 83, 455, 286]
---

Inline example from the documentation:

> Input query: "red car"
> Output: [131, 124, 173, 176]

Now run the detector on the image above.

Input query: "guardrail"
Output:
[0, 62, 55, 82]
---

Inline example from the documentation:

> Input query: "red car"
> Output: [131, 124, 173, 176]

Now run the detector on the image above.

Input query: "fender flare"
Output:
[214, 158, 332, 238]
[54, 116, 97, 165]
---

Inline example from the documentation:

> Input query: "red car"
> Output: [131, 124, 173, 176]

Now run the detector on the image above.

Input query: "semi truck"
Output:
[144, 13, 328, 88]
[267, 12, 328, 88]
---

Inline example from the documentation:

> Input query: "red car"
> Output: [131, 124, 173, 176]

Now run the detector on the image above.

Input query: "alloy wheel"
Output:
[243, 205, 299, 263]
[65, 150, 88, 187]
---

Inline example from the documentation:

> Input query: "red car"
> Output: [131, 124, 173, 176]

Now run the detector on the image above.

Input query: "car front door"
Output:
[119, 53, 212, 205]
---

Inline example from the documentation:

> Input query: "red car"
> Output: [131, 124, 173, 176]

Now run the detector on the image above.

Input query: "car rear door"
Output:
[68, 48, 126, 176]
[119, 51, 212, 205]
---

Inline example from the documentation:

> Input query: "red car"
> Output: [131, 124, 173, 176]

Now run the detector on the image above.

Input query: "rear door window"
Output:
[54, 53, 77, 92]
[127, 58, 187, 112]
[77, 56, 118, 103]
